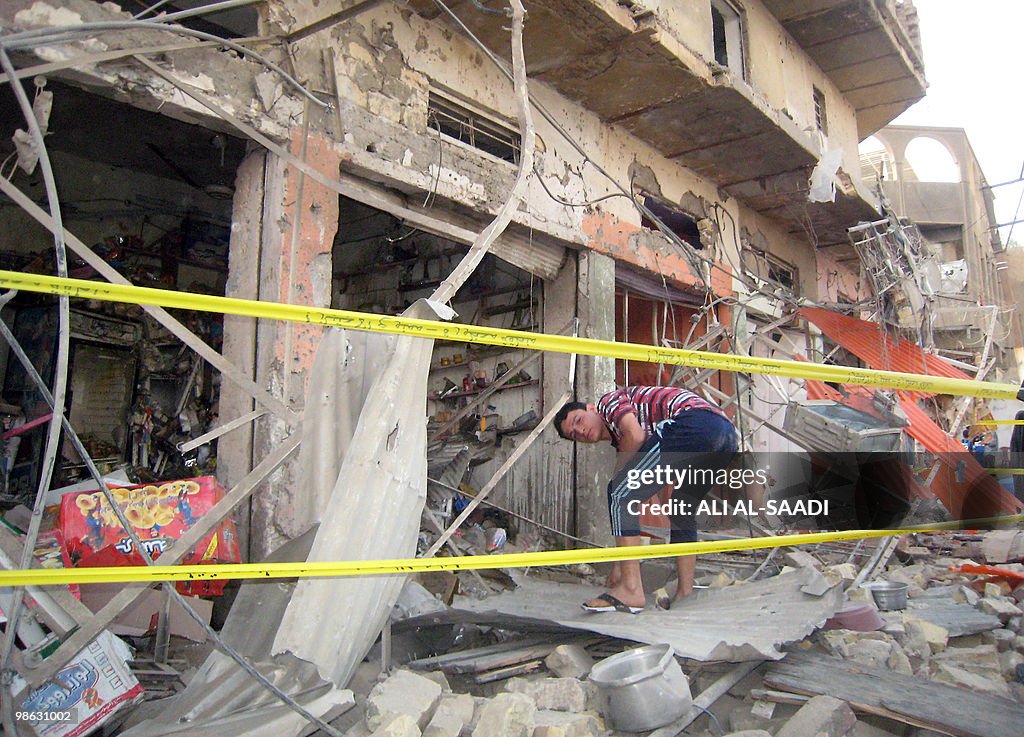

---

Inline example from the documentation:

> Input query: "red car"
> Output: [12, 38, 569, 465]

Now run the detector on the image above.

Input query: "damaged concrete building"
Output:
[3, 1, 1024, 736]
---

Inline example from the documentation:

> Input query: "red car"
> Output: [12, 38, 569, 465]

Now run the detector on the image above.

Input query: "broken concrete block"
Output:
[933, 663, 1012, 699]
[505, 678, 587, 712]
[531, 710, 602, 737]
[888, 565, 926, 589]
[366, 669, 443, 731]
[999, 649, 1024, 680]
[905, 616, 948, 654]
[472, 693, 536, 737]
[931, 644, 1002, 680]
[1008, 615, 1023, 634]
[826, 563, 858, 581]
[544, 645, 593, 679]
[421, 670, 452, 693]
[983, 628, 1016, 652]
[423, 694, 475, 737]
[955, 585, 980, 606]
[774, 695, 857, 737]
[984, 581, 1012, 598]
[784, 550, 821, 569]
[979, 597, 1024, 623]
[371, 714, 422, 737]
[887, 642, 914, 675]
[717, 731, 773, 737]
[846, 639, 892, 669]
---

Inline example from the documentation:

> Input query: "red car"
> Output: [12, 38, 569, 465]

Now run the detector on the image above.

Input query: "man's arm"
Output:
[612, 412, 648, 472]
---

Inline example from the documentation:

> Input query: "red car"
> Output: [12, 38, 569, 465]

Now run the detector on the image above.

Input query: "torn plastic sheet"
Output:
[808, 148, 844, 203]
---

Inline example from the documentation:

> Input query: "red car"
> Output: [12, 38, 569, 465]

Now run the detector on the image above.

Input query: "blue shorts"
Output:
[606, 409, 737, 543]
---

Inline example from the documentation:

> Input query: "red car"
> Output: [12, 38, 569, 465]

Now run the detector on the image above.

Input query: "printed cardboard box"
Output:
[58, 476, 239, 595]
[14, 631, 143, 737]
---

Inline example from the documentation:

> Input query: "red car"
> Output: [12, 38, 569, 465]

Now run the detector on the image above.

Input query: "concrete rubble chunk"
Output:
[422, 670, 452, 693]
[887, 642, 914, 675]
[930, 644, 1002, 679]
[846, 639, 893, 669]
[784, 550, 822, 569]
[504, 678, 587, 712]
[531, 710, 603, 737]
[998, 649, 1024, 680]
[904, 616, 948, 654]
[933, 663, 1012, 699]
[371, 714, 422, 737]
[955, 585, 980, 606]
[423, 694, 475, 737]
[366, 669, 444, 731]
[826, 563, 858, 581]
[984, 581, 1011, 598]
[544, 644, 594, 679]
[472, 693, 537, 737]
[979, 596, 1023, 623]
[718, 731, 773, 737]
[982, 628, 1016, 652]
[774, 695, 857, 737]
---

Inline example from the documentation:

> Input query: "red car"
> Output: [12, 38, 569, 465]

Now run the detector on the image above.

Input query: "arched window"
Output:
[904, 136, 961, 183]
[859, 136, 894, 182]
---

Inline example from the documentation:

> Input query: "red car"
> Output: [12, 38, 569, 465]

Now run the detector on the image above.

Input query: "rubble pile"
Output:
[336, 530, 1024, 737]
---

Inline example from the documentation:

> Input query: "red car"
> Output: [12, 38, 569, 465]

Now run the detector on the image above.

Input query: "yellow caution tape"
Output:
[2, 521, 1022, 588]
[987, 420, 1024, 425]
[0, 270, 1020, 400]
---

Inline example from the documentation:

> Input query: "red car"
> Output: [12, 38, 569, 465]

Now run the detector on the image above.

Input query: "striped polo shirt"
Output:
[597, 386, 728, 446]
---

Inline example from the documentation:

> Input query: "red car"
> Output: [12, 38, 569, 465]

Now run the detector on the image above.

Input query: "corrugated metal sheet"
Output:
[454, 567, 843, 662]
[800, 307, 971, 400]
[492, 234, 565, 281]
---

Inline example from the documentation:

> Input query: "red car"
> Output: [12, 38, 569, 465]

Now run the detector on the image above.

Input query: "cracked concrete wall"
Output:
[646, 0, 863, 174]
[0, 0, 870, 543]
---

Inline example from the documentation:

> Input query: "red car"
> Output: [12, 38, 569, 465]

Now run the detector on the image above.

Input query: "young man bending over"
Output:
[555, 385, 737, 613]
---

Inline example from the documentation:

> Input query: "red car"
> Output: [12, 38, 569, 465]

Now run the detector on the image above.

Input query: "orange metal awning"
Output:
[799, 308, 1022, 516]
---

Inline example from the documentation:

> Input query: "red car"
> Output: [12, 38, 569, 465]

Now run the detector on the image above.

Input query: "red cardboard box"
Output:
[58, 476, 239, 595]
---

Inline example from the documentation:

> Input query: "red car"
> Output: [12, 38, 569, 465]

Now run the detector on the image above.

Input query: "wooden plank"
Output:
[765, 652, 1024, 737]
[474, 660, 542, 684]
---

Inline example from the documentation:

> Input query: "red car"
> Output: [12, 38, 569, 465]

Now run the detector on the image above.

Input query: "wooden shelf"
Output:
[430, 379, 537, 400]
[429, 345, 528, 372]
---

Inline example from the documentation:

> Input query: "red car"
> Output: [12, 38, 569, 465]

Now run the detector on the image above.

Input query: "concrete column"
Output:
[237, 132, 339, 560]
[536, 256, 576, 536]
[574, 250, 616, 547]
[219, 151, 266, 560]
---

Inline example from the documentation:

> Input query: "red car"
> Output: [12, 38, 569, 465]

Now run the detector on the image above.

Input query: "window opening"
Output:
[640, 196, 703, 250]
[427, 92, 521, 164]
[742, 246, 798, 291]
[813, 86, 828, 136]
[710, 0, 746, 77]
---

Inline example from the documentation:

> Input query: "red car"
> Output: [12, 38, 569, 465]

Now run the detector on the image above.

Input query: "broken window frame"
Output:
[639, 194, 705, 250]
[710, 0, 748, 79]
[427, 91, 522, 165]
[812, 86, 829, 136]
[742, 245, 799, 293]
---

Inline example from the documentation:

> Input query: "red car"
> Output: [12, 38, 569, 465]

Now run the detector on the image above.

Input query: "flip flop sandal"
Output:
[581, 592, 643, 614]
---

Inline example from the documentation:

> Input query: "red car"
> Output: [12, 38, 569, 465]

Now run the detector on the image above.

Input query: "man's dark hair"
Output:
[554, 401, 587, 440]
